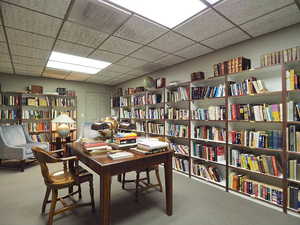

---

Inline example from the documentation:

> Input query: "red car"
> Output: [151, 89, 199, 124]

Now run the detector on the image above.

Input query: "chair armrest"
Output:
[60, 156, 77, 161]
[49, 149, 65, 154]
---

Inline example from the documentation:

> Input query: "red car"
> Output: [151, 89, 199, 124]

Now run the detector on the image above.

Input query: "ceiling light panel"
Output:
[59, 22, 109, 48]
[6, 0, 71, 19]
[69, 0, 131, 34]
[6, 28, 55, 50]
[115, 15, 168, 44]
[2, 3, 62, 37]
[47, 61, 100, 74]
[54, 40, 93, 57]
[109, 0, 207, 28]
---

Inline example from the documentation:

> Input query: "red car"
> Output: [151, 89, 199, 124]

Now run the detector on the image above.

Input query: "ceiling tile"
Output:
[89, 50, 124, 63]
[138, 62, 166, 73]
[54, 40, 93, 57]
[68, 0, 131, 34]
[43, 68, 70, 79]
[0, 42, 9, 54]
[241, 4, 300, 37]
[0, 54, 11, 63]
[14, 64, 43, 76]
[102, 64, 131, 73]
[12, 55, 47, 66]
[148, 31, 195, 53]
[59, 21, 109, 48]
[125, 68, 144, 77]
[175, 9, 234, 41]
[99, 36, 142, 55]
[0, 27, 5, 42]
[116, 56, 147, 68]
[10, 45, 50, 59]
[65, 72, 91, 81]
[115, 15, 168, 44]
[201, 28, 250, 49]
[0, 62, 13, 74]
[130, 46, 167, 62]
[6, 0, 71, 19]
[174, 43, 213, 59]
[2, 3, 62, 37]
[154, 55, 186, 66]
[6, 28, 55, 50]
[99, 70, 123, 78]
[215, 0, 294, 25]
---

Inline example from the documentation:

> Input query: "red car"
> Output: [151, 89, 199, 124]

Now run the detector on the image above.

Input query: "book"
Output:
[194, 125, 226, 142]
[167, 87, 190, 102]
[107, 151, 134, 160]
[170, 143, 189, 155]
[148, 107, 164, 119]
[261, 46, 300, 67]
[191, 84, 225, 100]
[137, 139, 168, 150]
[167, 107, 189, 120]
[192, 162, 224, 182]
[213, 57, 251, 76]
[193, 143, 225, 164]
[192, 105, 226, 121]
[173, 157, 189, 172]
[167, 123, 188, 138]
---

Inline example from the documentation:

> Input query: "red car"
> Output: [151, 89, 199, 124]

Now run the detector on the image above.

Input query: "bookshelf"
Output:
[111, 59, 300, 215]
[0, 92, 77, 149]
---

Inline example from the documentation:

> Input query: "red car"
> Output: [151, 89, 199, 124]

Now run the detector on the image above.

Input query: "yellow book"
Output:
[290, 69, 295, 90]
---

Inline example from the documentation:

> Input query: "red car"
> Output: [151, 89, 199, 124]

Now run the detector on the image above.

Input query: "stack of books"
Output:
[191, 105, 226, 121]
[82, 141, 109, 152]
[114, 133, 137, 145]
[231, 150, 282, 177]
[107, 151, 134, 160]
[213, 56, 251, 76]
[191, 84, 225, 99]
[286, 69, 300, 91]
[228, 77, 268, 96]
[132, 138, 169, 155]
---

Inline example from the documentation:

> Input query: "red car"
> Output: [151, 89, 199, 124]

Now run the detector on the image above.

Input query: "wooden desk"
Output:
[67, 142, 173, 225]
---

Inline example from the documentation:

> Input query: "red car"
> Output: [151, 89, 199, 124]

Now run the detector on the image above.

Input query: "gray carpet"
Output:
[0, 163, 299, 225]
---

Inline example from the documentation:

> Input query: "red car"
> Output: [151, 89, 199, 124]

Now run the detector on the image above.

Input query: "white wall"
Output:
[118, 23, 300, 88]
[0, 74, 112, 127]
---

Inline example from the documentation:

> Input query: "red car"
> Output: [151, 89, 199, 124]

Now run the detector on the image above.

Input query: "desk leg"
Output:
[164, 157, 173, 216]
[100, 174, 111, 225]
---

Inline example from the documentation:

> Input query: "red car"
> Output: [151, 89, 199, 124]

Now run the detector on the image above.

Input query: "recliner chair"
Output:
[0, 124, 49, 171]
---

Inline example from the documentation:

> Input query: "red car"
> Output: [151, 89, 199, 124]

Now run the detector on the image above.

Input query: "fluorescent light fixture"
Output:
[107, 0, 207, 28]
[206, 0, 220, 4]
[47, 51, 111, 74]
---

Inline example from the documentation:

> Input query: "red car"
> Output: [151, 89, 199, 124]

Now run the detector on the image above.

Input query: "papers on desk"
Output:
[137, 139, 169, 150]
[107, 151, 134, 160]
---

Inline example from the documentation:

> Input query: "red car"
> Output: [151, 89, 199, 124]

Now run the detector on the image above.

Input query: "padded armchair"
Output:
[0, 124, 49, 171]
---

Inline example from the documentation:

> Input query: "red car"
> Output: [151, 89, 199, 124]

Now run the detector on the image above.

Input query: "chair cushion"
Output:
[2, 125, 27, 146]
[16, 143, 49, 155]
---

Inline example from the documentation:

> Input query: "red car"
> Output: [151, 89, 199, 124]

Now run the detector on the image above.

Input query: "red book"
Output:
[232, 104, 237, 120]
[83, 142, 107, 148]
[271, 156, 278, 177]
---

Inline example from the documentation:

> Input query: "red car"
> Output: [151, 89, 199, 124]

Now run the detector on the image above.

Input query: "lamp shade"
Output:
[52, 114, 75, 123]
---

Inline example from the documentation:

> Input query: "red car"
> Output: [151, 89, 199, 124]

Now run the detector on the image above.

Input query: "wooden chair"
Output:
[32, 147, 95, 225]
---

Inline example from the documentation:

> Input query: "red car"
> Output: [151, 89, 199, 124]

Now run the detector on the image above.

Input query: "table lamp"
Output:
[52, 114, 75, 138]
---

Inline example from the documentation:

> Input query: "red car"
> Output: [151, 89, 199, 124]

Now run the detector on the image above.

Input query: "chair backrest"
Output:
[0, 125, 27, 146]
[32, 147, 61, 184]
[79, 122, 99, 139]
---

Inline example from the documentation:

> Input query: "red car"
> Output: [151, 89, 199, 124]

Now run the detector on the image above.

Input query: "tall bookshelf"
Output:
[111, 59, 300, 215]
[0, 92, 77, 150]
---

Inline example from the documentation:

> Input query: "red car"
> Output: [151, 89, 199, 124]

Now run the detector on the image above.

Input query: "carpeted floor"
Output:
[0, 162, 299, 225]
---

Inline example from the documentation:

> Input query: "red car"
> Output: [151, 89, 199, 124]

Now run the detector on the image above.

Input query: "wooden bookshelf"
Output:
[111, 60, 300, 214]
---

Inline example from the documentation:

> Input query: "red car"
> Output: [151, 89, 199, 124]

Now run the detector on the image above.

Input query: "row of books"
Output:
[120, 96, 131, 107]
[147, 122, 164, 135]
[133, 109, 146, 119]
[135, 121, 146, 132]
[288, 159, 300, 181]
[287, 101, 300, 121]
[170, 143, 189, 155]
[228, 130, 282, 150]
[147, 93, 163, 104]
[1, 95, 20, 106]
[22, 96, 49, 107]
[167, 87, 189, 102]
[51, 97, 75, 107]
[27, 122, 50, 132]
[286, 69, 300, 91]
[51, 110, 76, 120]
[192, 162, 224, 183]
[191, 105, 226, 121]
[229, 103, 282, 121]
[193, 126, 226, 142]
[133, 95, 146, 106]
[31, 134, 49, 142]
[260, 46, 300, 67]
[166, 124, 188, 138]
[288, 186, 300, 210]
[191, 85, 225, 100]
[0, 109, 18, 120]
[192, 143, 225, 163]
[120, 108, 131, 119]
[287, 125, 300, 152]
[228, 78, 268, 96]
[229, 172, 283, 205]
[148, 108, 164, 119]
[112, 96, 120, 107]
[231, 150, 282, 177]
[167, 108, 189, 120]
[173, 157, 189, 173]
[22, 110, 50, 120]
[213, 57, 251, 76]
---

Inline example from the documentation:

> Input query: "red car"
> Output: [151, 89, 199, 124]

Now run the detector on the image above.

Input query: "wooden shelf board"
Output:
[287, 151, 300, 155]
[229, 144, 283, 153]
[191, 97, 225, 101]
[191, 174, 226, 188]
[229, 165, 283, 180]
[287, 179, 300, 184]
[191, 119, 225, 122]
[228, 120, 282, 123]
[191, 138, 225, 144]
[174, 152, 189, 157]
[191, 156, 226, 166]
[166, 135, 189, 140]
[228, 91, 282, 98]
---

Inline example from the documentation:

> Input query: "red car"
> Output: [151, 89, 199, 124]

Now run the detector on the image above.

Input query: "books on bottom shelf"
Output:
[288, 186, 300, 211]
[173, 157, 189, 173]
[288, 159, 300, 180]
[192, 162, 224, 184]
[229, 172, 283, 206]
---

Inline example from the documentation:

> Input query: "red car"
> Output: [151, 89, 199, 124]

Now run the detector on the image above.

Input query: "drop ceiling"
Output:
[0, 0, 299, 86]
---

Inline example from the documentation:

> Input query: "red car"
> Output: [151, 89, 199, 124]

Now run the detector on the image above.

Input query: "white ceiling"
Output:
[0, 0, 299, 86]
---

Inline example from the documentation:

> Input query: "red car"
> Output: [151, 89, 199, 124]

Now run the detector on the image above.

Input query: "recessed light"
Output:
[107, 0, 207, 28]
[47, 51, 111, 74]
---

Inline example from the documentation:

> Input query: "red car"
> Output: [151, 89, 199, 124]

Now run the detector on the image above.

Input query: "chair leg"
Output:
[20, 160, 25, 172]
[89, 180, 95, 212]
[42, 187, 51, 214]
[135, 172, 140, 201]
[155, 167, 163, 192]
[48, 189, 57, 225]
[68, 186, 73, 195]
[78, 184, 82, 199]
[146, 169, 150, 184]
[122, 173, 126, 190]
